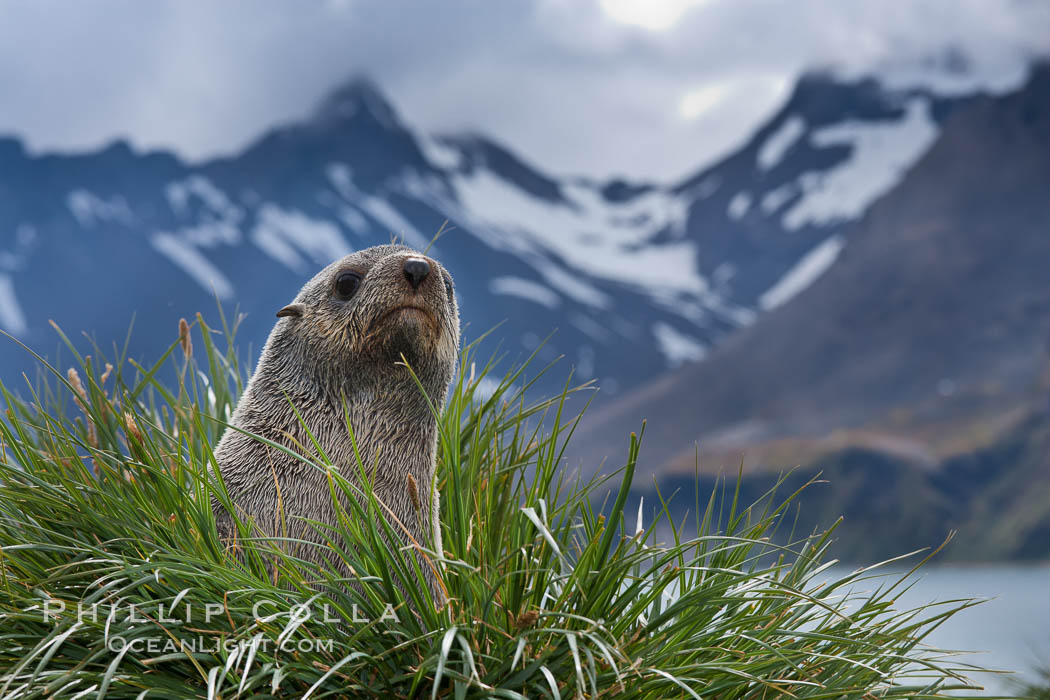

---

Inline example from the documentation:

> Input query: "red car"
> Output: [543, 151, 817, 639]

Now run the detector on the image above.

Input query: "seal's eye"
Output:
[335, 271, 362, 300]
[443, 274, 455, 302]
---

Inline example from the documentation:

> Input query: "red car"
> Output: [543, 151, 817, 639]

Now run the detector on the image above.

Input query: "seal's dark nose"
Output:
[403, 257, 430, 291]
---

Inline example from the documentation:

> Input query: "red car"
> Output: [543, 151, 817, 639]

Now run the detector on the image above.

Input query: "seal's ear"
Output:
[276, 303, 305, 319]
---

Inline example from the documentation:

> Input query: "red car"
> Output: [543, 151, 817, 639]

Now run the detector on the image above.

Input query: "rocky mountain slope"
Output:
[575, 65, 1050, 561]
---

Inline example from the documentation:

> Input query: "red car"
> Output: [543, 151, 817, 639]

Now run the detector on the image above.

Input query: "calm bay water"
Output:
[835, 563, 1050, 696]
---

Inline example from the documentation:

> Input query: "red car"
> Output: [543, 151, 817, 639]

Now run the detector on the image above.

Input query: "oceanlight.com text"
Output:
[105, 636, 335, 654]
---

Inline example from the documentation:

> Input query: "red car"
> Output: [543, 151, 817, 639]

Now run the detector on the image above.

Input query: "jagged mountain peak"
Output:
[779, 71, 908, 126]
[219, 75, 424, 188]
[312, 75, 401, 130]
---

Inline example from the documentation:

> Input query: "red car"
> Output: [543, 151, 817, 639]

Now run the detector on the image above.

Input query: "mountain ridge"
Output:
[569, 64, 1050, 560]
[0, 69, 987, 408]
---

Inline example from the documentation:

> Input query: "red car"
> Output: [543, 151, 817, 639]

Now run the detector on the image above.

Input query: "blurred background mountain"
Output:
[1, 1, 1049, 570]
[575, 64, 1050, 563]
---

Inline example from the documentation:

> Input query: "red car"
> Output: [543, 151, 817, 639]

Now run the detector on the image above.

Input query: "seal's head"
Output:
[274, 244, 459, 389]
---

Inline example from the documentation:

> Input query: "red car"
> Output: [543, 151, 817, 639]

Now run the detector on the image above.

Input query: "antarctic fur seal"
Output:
[212, 244, 459, 604]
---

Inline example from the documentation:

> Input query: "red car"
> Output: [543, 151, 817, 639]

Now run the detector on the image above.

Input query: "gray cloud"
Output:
[0, 0, 1046, 181]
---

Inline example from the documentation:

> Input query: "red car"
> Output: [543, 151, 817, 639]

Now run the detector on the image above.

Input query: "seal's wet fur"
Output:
[212, 244, 459, 604]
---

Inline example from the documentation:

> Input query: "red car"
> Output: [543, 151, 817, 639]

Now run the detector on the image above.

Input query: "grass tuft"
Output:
[0, 315, 997, 697]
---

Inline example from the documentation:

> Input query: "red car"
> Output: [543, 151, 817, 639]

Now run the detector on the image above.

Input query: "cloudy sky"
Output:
[0, 0, 1046, 181]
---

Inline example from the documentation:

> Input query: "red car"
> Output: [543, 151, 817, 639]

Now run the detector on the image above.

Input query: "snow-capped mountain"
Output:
[0, 74, 967, 394]
[569, 65, 1050, 561]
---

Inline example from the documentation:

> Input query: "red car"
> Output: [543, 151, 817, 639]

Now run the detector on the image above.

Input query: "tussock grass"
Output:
[1019, 666, 1050, 700]
[0, 314, 996, 698]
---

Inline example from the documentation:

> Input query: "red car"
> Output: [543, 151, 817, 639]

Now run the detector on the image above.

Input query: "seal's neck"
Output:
[259, 330, 449, 484]
[348, 371, 444, 439]
[325, 362, 446, 480]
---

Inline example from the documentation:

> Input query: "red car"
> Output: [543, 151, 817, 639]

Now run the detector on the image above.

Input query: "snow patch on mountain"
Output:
[252, 204, 350, 272]
[151, 233, 235, 300]
[689, 176, 721, 199]
[489, 276, 561, 309]
[563, 182, 689, 240]
[160, 177, 245, 254]
[0, 225, 36, 274]
[171, 220, 241, 248]
[757, 116, 806, 171]
[166, 176, 242, 221]
[442, 169, 705, 296]
[760, 183, 797, 214]
[418, 136, 464, 170]
[334, 205, 369, 235]
[533, 260, 611, 308]
[759, 235, 844, 310]
[67, 190, 135, 228]
[781, 98, 938, 230]
[0, 274, 27, 335]
[326, 163, 429, 248]
[727, 191, 752, 219]
[253, 226, 302, 271]
[652, 322, 706, 366]
[359, 196, 429, 248]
